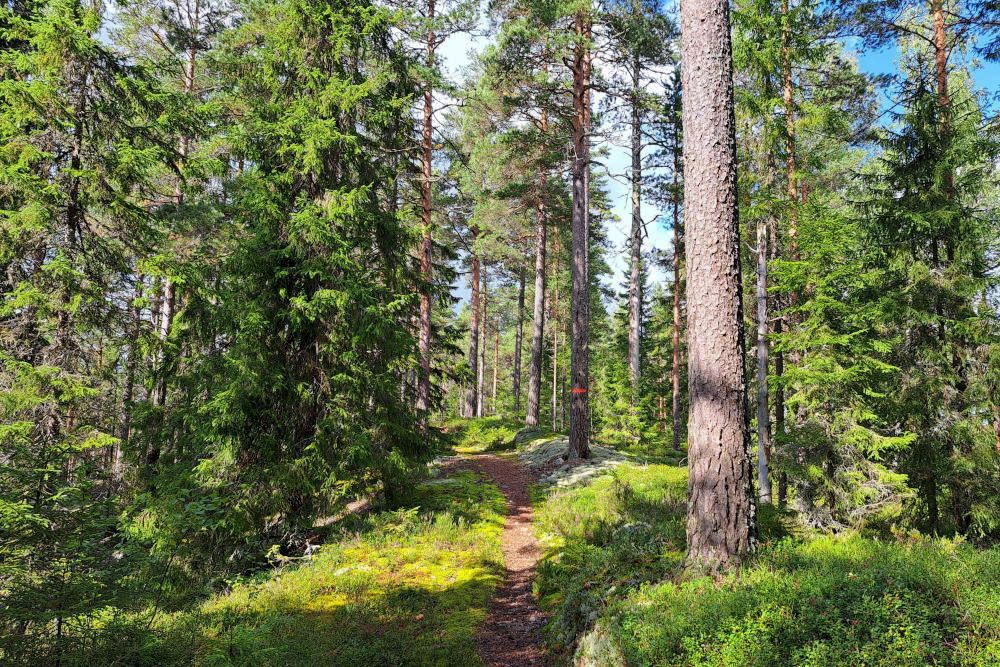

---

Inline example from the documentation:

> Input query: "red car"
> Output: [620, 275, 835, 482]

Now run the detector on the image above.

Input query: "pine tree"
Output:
[603, 0, 674, 403]
[680, 0, 755, 570]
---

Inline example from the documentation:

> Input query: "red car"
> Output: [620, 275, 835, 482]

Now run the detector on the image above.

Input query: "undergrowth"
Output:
[133, 470, 506, 666]
[534, 463, 1000, 666]
[439, 416, 551, 454]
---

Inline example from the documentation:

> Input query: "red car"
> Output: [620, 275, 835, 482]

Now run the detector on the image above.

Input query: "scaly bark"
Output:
[680, 0, 755, 570]
[568, 9, 591, 459]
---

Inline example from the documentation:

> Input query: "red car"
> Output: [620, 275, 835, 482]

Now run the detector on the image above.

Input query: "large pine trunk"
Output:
[680, 0, 754, 570]
[568, 11, 591, 459]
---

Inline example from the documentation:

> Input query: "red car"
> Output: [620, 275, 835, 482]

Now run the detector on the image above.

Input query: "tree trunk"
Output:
[525, 162, 548, 428]
[478, 277, 488, 417]
[492, 323, 499, 414]
[627, 53, 643, 400]
[116, 276, 143, 483]
[680, 0, 754, 570]
[464, 251, 480, 417]
[993, 405, 1000, 454]
[552, 232, 561, 433]
[513, 267, 525, 416]
[782, 0, 799, 262]
[416, 0, 436, 417]
[782, 0, 811, 516]
[552, 285, 559, 433]
[926, 473, 939, 535]
[771, 209, 788, 507]
[671, 98, 683, 453]
[152, 280, 174, 409]
[756, 219, 771, 504]
[568, 10, 591, 459]
[932, 0, 952, 195]
[148, 27, 200, 471]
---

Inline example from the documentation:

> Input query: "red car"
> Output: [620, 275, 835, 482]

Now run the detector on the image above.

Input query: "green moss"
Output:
[140, 471, 507, 666]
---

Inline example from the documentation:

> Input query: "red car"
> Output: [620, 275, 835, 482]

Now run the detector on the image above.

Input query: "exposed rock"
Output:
[518, 436, 629, 488]
[574, 622, 626, 667]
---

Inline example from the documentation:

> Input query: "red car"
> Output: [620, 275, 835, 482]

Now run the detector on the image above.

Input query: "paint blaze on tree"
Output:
[679, 0, 756, 570]
[568, 7, 592, 460]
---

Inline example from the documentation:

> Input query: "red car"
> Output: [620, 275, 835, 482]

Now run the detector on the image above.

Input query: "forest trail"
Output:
[458, 454, 549, 667]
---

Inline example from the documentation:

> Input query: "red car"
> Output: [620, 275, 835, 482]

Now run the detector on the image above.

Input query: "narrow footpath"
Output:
[460, 455, 548, 667]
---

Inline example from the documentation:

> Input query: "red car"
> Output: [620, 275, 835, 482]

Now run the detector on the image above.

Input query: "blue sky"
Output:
[440, 17, 1000, 304]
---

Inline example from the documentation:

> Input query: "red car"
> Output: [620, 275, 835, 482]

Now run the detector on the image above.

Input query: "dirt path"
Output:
[459, 454, 548, 667]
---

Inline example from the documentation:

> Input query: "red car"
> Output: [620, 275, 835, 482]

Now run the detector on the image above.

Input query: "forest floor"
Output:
[126, 417, 1000, 666]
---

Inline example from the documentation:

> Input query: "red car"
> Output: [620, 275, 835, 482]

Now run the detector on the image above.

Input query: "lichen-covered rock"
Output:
[574, 622, 626, 667]
[517, 437, 630, 488]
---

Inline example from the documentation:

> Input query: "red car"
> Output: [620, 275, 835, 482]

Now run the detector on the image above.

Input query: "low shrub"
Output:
[610, 535, 999, 666]
[534, 463, 999, 666]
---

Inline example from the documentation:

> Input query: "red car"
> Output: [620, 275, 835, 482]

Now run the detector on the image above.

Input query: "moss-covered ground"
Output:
[110, 418, 1000, 666]
[139, 468, 506, 666]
